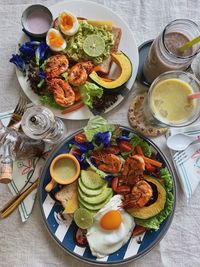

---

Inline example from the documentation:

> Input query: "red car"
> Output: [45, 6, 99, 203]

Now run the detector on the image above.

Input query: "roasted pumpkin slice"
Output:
[89, 51, 132, 89]
[127, 176, 167, 219]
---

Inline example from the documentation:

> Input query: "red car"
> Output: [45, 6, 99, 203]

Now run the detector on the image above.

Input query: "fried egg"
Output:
[86, 195, 135, 258]
[58, 11, 79, 36]
[46, 28, 67, 52]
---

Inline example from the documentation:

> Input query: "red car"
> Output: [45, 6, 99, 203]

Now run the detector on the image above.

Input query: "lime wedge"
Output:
[74, 207, 93, 229]
[83, 34, 105, 57]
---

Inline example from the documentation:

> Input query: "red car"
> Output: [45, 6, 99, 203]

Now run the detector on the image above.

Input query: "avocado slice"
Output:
[127, 175, 166, 219]
[89, 51, 132, 89]
[78, 187, 112, 205]
[81, 170, 106, 189]
[78, 178, 107, 196]
[78, 191, 113, 211]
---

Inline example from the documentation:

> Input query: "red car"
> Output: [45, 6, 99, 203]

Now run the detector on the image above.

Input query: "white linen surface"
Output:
[0, 0, 200, 266]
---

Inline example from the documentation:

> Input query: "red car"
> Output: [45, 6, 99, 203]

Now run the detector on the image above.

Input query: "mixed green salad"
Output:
[66, 116, 174, 233]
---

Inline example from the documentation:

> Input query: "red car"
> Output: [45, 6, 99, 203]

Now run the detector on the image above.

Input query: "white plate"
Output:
[16, 0, 139, 120]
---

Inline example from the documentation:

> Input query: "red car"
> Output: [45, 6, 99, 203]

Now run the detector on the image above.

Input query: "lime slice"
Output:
[83, 34, 105, 57]
[74, 207, 93, 229]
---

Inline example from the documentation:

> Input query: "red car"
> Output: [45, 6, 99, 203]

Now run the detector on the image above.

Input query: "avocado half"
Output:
[89, 51, 132, 90]
[127, 176, 167, 220]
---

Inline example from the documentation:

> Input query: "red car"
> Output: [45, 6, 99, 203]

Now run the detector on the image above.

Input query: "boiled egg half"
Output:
[86, 195, 135, 258]
[58, 11, 79, 36]
[46, 28, 67, 52]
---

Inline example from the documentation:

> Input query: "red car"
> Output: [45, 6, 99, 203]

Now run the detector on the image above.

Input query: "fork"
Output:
[7, 95, 27, 130]
[173, 151, 188, 165]
[173, 146, 194, 165]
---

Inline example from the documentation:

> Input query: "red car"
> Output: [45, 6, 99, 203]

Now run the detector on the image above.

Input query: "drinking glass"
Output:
[21, 106, 65, 144]
[143, 19, 200, 84]
[143, 71, 200, 127]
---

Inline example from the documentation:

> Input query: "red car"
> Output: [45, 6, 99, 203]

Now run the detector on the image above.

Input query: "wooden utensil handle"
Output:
[0, 179, 38, 218]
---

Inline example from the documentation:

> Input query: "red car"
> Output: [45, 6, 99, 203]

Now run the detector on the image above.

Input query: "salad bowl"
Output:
[16, 0, 139, 120]
[38, 123, 176, 265]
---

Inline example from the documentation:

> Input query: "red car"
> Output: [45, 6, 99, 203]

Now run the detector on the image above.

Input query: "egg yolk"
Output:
[100, 210, 122, 230]
[48, 32, 65, 48]
[61, 14, 74, 31]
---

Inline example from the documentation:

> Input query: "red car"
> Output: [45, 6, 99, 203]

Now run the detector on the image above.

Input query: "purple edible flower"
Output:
[35, 41, 49, 65]
[19, 41, 40, 61]
[39, 71, 46, 80]
[94, 132, 111, 147]
[9, 54, 26, 75]
[104, 174, 114, 186]
[75, 154, 89, 170]
[72, 141, 94, 153]
[117, 135, 130, 142]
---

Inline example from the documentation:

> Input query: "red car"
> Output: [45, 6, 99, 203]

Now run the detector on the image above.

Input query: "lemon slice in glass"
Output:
[83, 34, 105, 57]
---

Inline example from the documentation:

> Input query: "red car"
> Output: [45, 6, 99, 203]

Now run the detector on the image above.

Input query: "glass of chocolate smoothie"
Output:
[143, 19, 200, 84]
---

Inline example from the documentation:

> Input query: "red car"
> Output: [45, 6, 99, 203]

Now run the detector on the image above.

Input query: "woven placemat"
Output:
[128, 92, 168, 137]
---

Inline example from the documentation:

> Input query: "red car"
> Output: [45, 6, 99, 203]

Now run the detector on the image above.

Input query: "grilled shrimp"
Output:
[47, 78, 75, 107]
[122, 155, 145, 185]
[123, 180, 153, 209]
[45, 54, 69, 79]
[91, 151, 122, 173]
[68, 61, 93, 86]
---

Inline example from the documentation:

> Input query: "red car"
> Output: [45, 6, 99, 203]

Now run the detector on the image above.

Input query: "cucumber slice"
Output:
[78, 178, 106, 196]
[81, 170, 106, 189]
[86, 158, 107, 178]
[78, 192, 113, 211]
[78, 187, 112, 205]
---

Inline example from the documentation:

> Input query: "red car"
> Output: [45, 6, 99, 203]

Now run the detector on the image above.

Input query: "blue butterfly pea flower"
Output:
[104, 174, 114, 186]
[94, 131, 111, 147]
[19, 41, 40, 61]
[117, 134, 130, 142]
[9, 54, 26, 75]
[38, 71, 46, 80]
[75, 154, 89, 170]
[71, 141, 94, 153]
[35, 41, 49, 65]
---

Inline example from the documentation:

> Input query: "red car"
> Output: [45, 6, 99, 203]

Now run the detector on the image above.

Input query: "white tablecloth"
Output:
[0, 0, 200, 266]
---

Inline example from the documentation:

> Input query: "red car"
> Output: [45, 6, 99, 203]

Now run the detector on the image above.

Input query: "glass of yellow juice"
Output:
[144, 71, 200, 127]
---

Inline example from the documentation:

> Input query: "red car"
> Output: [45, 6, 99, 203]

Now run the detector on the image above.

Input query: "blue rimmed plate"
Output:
[38, 126, 176, 265]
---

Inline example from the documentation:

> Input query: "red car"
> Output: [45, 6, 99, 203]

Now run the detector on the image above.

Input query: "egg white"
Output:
[86, 195, 135, 258]
[46, 28, 67, 52]
[58, 12, 79, 36]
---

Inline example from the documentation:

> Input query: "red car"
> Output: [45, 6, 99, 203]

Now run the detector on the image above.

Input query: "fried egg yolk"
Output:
[100, 210, 122, 230]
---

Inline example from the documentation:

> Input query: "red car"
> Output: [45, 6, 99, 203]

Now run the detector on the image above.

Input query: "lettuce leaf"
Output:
[134, 168, 174, 230]
[79, 82, 103, 108]
[84, 116, 115, 141]
[40, 91, 62, 109]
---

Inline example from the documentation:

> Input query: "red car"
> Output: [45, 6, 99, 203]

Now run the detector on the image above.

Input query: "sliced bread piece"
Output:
[55, 181, 77, 208]
[96, 26, 122, 74]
